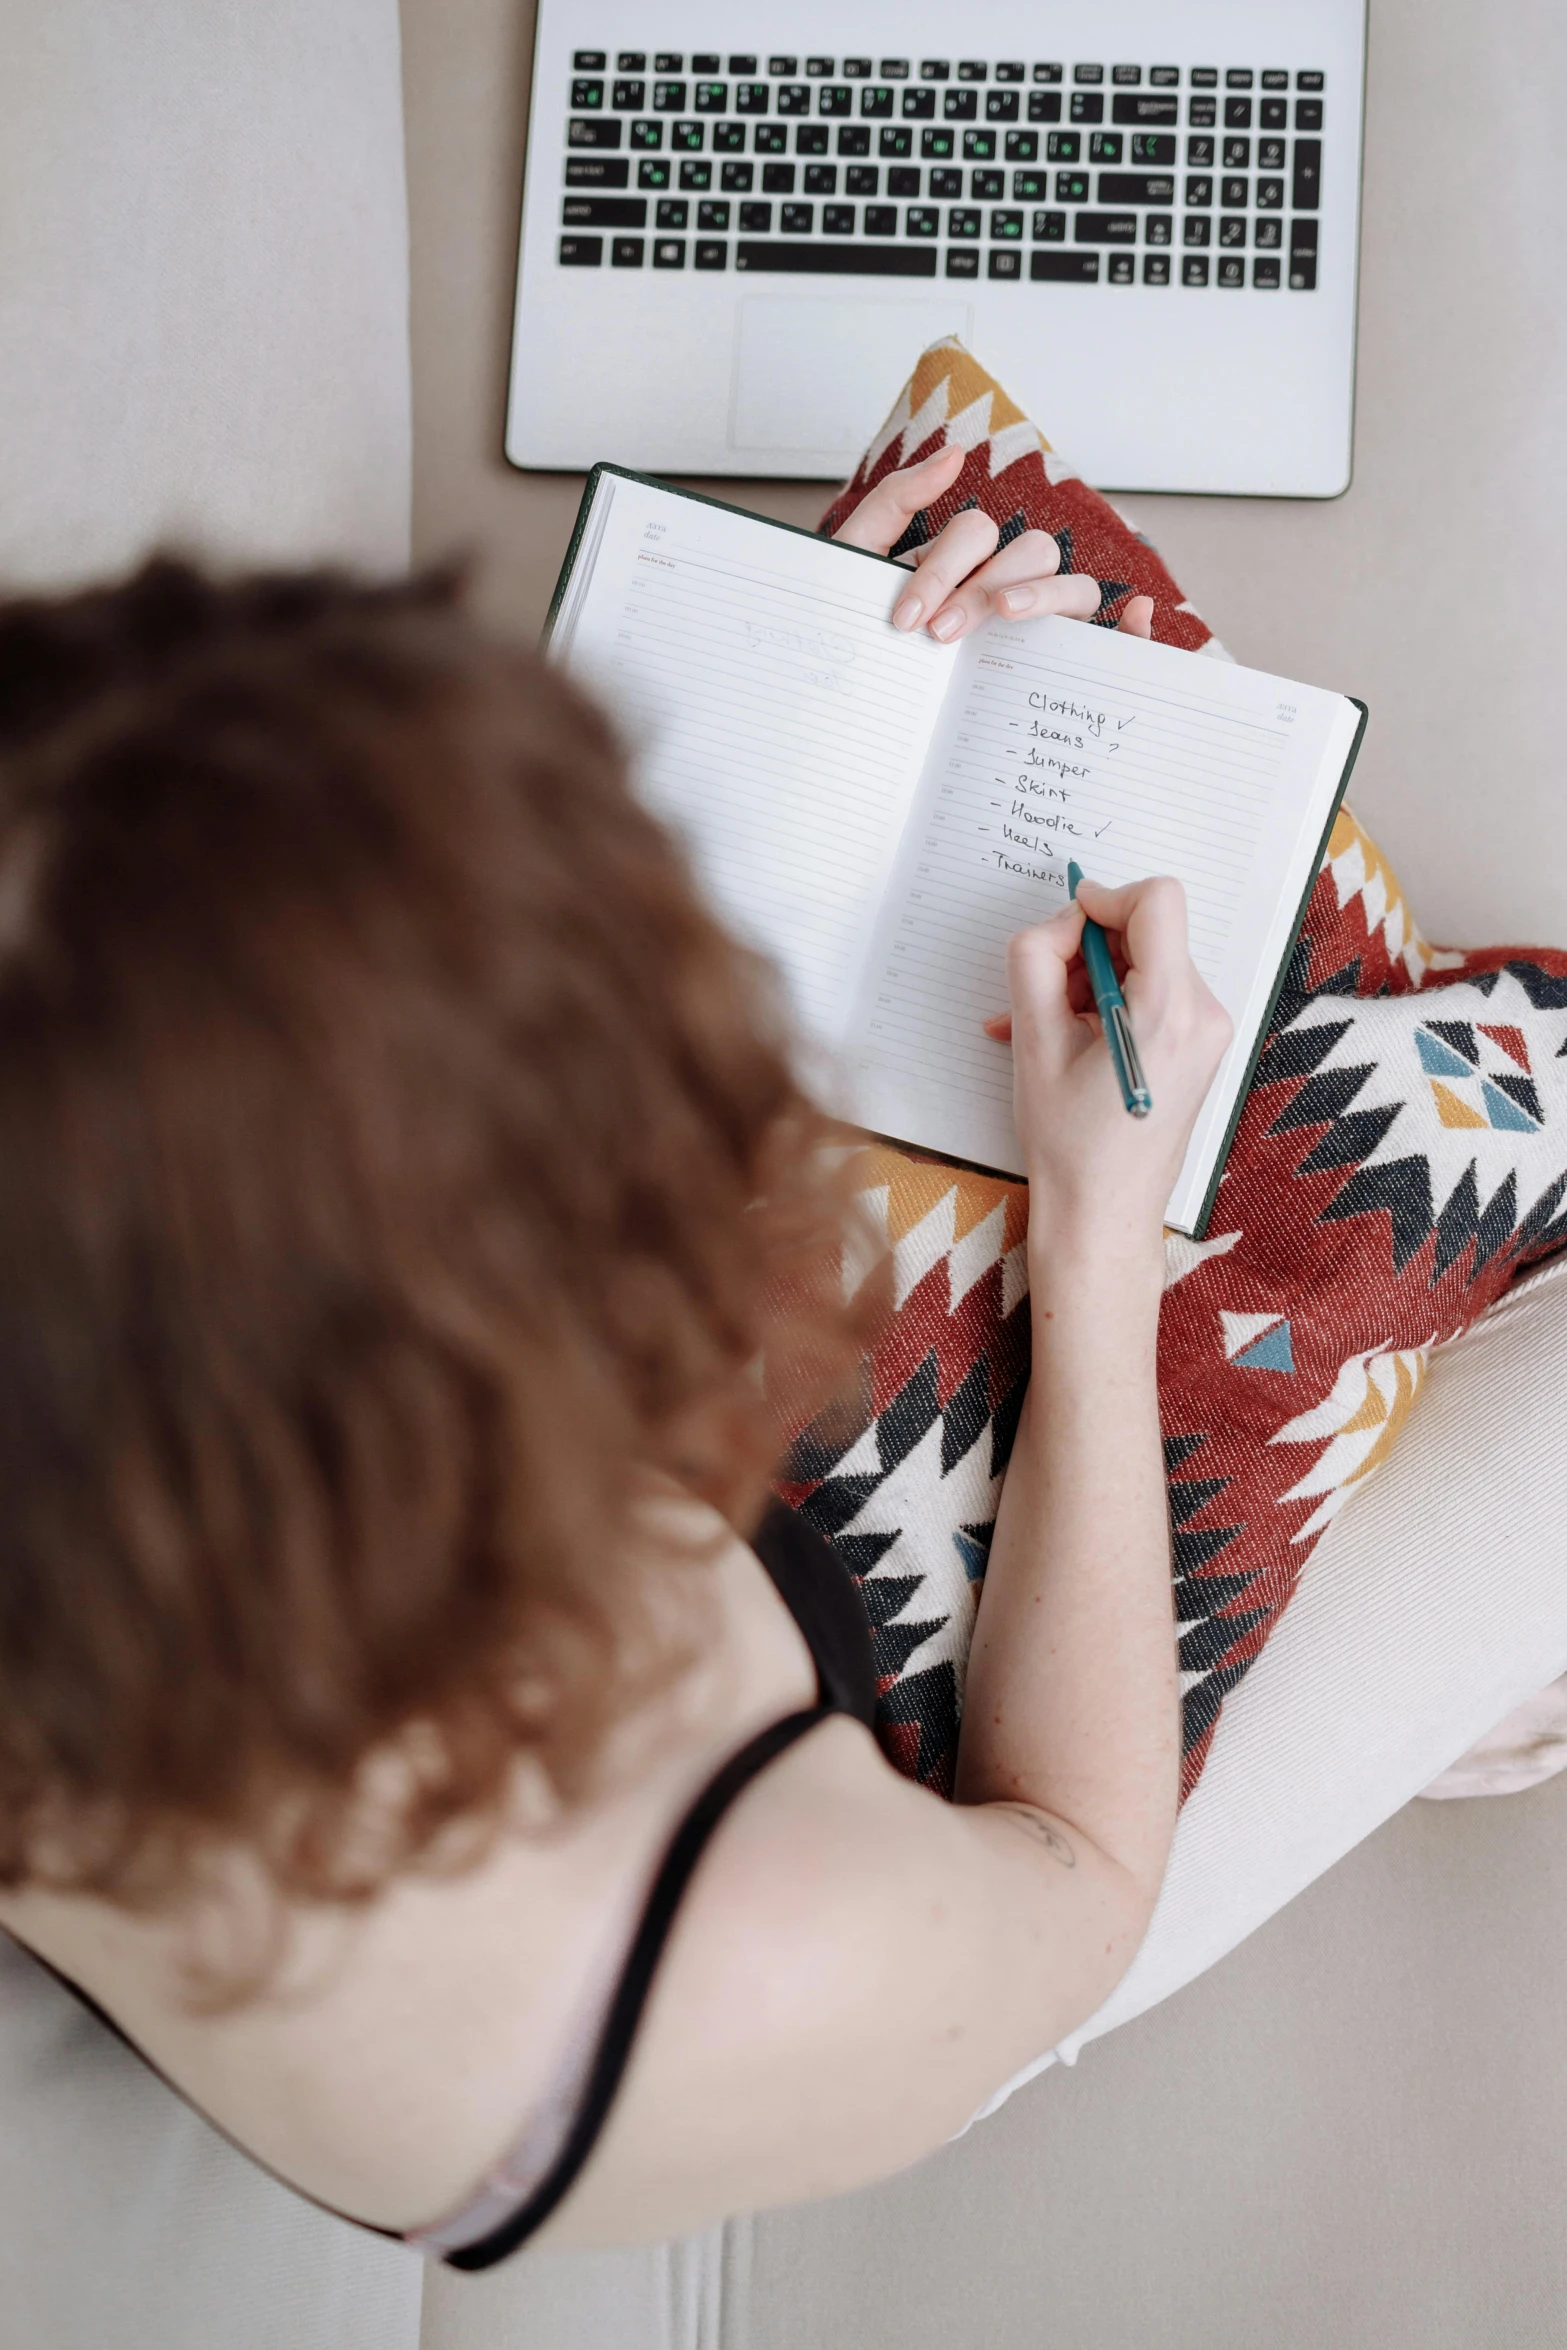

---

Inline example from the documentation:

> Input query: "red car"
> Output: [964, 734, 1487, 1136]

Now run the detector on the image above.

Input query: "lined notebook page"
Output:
[844, 617, 1360, 1228]
[552, 474, 954, 1055]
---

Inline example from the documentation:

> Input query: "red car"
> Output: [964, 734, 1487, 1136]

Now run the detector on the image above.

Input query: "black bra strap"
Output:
[443, 1702, 831, 2270]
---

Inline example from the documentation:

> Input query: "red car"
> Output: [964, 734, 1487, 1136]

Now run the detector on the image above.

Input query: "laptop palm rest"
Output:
[728, 295, 973, 460]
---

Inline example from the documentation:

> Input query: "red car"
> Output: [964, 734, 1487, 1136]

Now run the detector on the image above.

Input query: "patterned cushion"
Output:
[783, 339, 1567, 1804]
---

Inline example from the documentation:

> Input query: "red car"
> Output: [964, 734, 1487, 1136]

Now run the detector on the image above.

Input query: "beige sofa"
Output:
[3, 3, 1566, 2344]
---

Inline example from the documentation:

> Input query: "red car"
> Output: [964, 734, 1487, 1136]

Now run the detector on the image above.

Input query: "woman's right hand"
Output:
[983, 875, 1233, 1249]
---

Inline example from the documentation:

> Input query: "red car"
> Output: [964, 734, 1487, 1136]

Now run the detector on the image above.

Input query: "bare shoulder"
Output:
[539, 1699, 1152, 2248]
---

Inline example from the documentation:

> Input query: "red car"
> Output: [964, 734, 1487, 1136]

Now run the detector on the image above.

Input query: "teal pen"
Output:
[1067, 861, 1153, 1118]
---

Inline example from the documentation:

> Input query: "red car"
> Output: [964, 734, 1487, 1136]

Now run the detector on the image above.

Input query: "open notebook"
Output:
[548, 467, 1367, 1235]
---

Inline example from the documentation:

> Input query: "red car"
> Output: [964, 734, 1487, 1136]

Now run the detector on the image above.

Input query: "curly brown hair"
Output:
[0, 557, 879, 1906]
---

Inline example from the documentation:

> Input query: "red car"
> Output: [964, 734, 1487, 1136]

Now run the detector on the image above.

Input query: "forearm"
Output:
[953, 1231, 1179, 1909]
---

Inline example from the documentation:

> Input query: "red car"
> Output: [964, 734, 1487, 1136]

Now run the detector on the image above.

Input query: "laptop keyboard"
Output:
[557, 53, 1328, 289]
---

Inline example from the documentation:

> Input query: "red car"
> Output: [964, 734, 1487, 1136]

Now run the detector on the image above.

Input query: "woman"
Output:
[0, 447, 1229, 2265]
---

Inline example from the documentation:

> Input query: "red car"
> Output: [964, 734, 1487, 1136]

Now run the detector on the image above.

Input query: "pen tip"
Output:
[1067, 859, 1084, 899]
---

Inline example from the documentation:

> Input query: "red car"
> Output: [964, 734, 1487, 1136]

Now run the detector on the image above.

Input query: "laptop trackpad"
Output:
[729, 295, 973, 458]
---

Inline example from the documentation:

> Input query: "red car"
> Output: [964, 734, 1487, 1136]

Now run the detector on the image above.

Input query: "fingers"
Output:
[1117, 594, 1155, 638]
[831, 443, 965, 556]
[998, 904, 1086, 1077]
[891, 507, 1000, 632]
[926, 533, 1100, 640]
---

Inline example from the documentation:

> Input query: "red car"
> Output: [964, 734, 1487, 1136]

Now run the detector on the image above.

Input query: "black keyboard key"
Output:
[1182, 254, 1210, 285]
[842, 56, 871, 77]
[736, 241, 938, 274]
[697, 199, 729, 230]
[1089, 131, 1123, 162]
[796, 124, 829, 154]
[944, 89, 979, 119]
[1289, 256, 1316, 289]
[1185, 175, 1213, 205]
[678, 159, 711, 189]
[921, 59, 951, 80]
[653, 52, 682, 72]
[1224, 137, 1250, 168]
[1143, 252, 1171, 283]
[629, 120, 662, 149]
[1293, 139, 1321, 207]
[654, 197, 687, 228]
[1028, 91, 1063, 122]
[804, 163, 837, 193]
[1070, 93, 1105, 123]
[1150, 67, 1180, 88]
[1257, 176, 1283, 209]
[558, 235, 602, 265]
[1112, 64, 1141, 85]
[823, 203, 854, 233]
[712, 121, 745, 150]
[736, 82, 769, 114]
[761, 162, 796, 192]
[739, 202, 771, 231]
[1259, 136, 1285, 169]
[1031, 251, 1099, 281]
[653, 81, 686, 111]
[946, 245, 978, 281]
[1012, 167, 1047, 199]
[1189, 96, 1217, 126]
[611, 236, 644, 266]
[846, 165, 877, 193]
[805, 57, 833, 76]
[1190, 68, 1218, 87]
[1220, 214, 1246, 247]
[1108, 253, 1134, 283]
[948, 206, 980, 239]
[971, 168, 1003, 199]
[1074, 63, 1103, 83]
[883, 58, 912, 79]
[1003, 131, 1038, 163]
[1222, 177, 1248, 207]
[721, 161, 754, 190]
[990, 208, 1023, 239]
[1132, 131, 1176, 163]
[671, 123, 704, 152]
[864, 203, 897, 234]
[888, 165, 920, 195]
[1297, 71, 1325, 91]
[777, 83, 810, 115]
[861, 85, 895, 117]
[653, 237, 686, 268]
[1227, 69, 1254, 89]
[962, 129, 996, 160]
[818, 85, 853, 116]
[986, 90, 1020, 121]
[573, 50, 605, 70]
[611, 80, 644, 110]
[780, 203, 813, 232]
[1032, 209, 1066, 241]
[562, 196, 648, 227]
[617, 52, 645, 72]
[1098, 172, 1174, 203]
[1183, 214, 1212, 246]
[1260, 98, 1288, 129]
[1290, 216, 1319, 284]
[1048, 131, 1081, 160]
[882, 128, 915, 157]
[1254, 216, 1281, 248]
[1112, 92, 1177, 125]
[1145, 212, 1172, 245]
[903, 88, 936, 118]
[1262, 70, 1289, 90]
[919, 126, 954, 158]
[932, 166, 962, 196]
[1188, 133, 1215, 164]
[728, 53, 756, 74]
[1056, 171, 1089, 202]
[959, 59, 989, 80]
[907, 205, 939, 236]
[1074, 210, 1135, 243]
[693, 81, 727, 112]
[639, 158, 671, 188]
[569, 117, 622, 148]
[692, 54, 719, 73]
[1254, 255, 1281, 286]
[1296, 98, 1324, 130]
[1034, 63, 1064, 83]
[566, 156, 630, 187]
[1225, 98, 1252, 128]
[754, 123, 787, 153]
[989, 248, 1022, 278]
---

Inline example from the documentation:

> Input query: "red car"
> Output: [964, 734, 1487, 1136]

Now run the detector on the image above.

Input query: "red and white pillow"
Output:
[780, 339, 1567, 1805]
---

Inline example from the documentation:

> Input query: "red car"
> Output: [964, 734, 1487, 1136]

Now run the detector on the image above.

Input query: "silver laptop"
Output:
[506, 2, 1366, 496]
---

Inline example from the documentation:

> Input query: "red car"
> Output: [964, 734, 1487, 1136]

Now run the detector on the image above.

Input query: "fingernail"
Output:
[930, 609, 962, 641]
[893, 596, 922, 631]
[999, 587, 1032, 616]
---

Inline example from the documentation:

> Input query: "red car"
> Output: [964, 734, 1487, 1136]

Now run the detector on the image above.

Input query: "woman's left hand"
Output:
[832, 440, 1155, 646]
